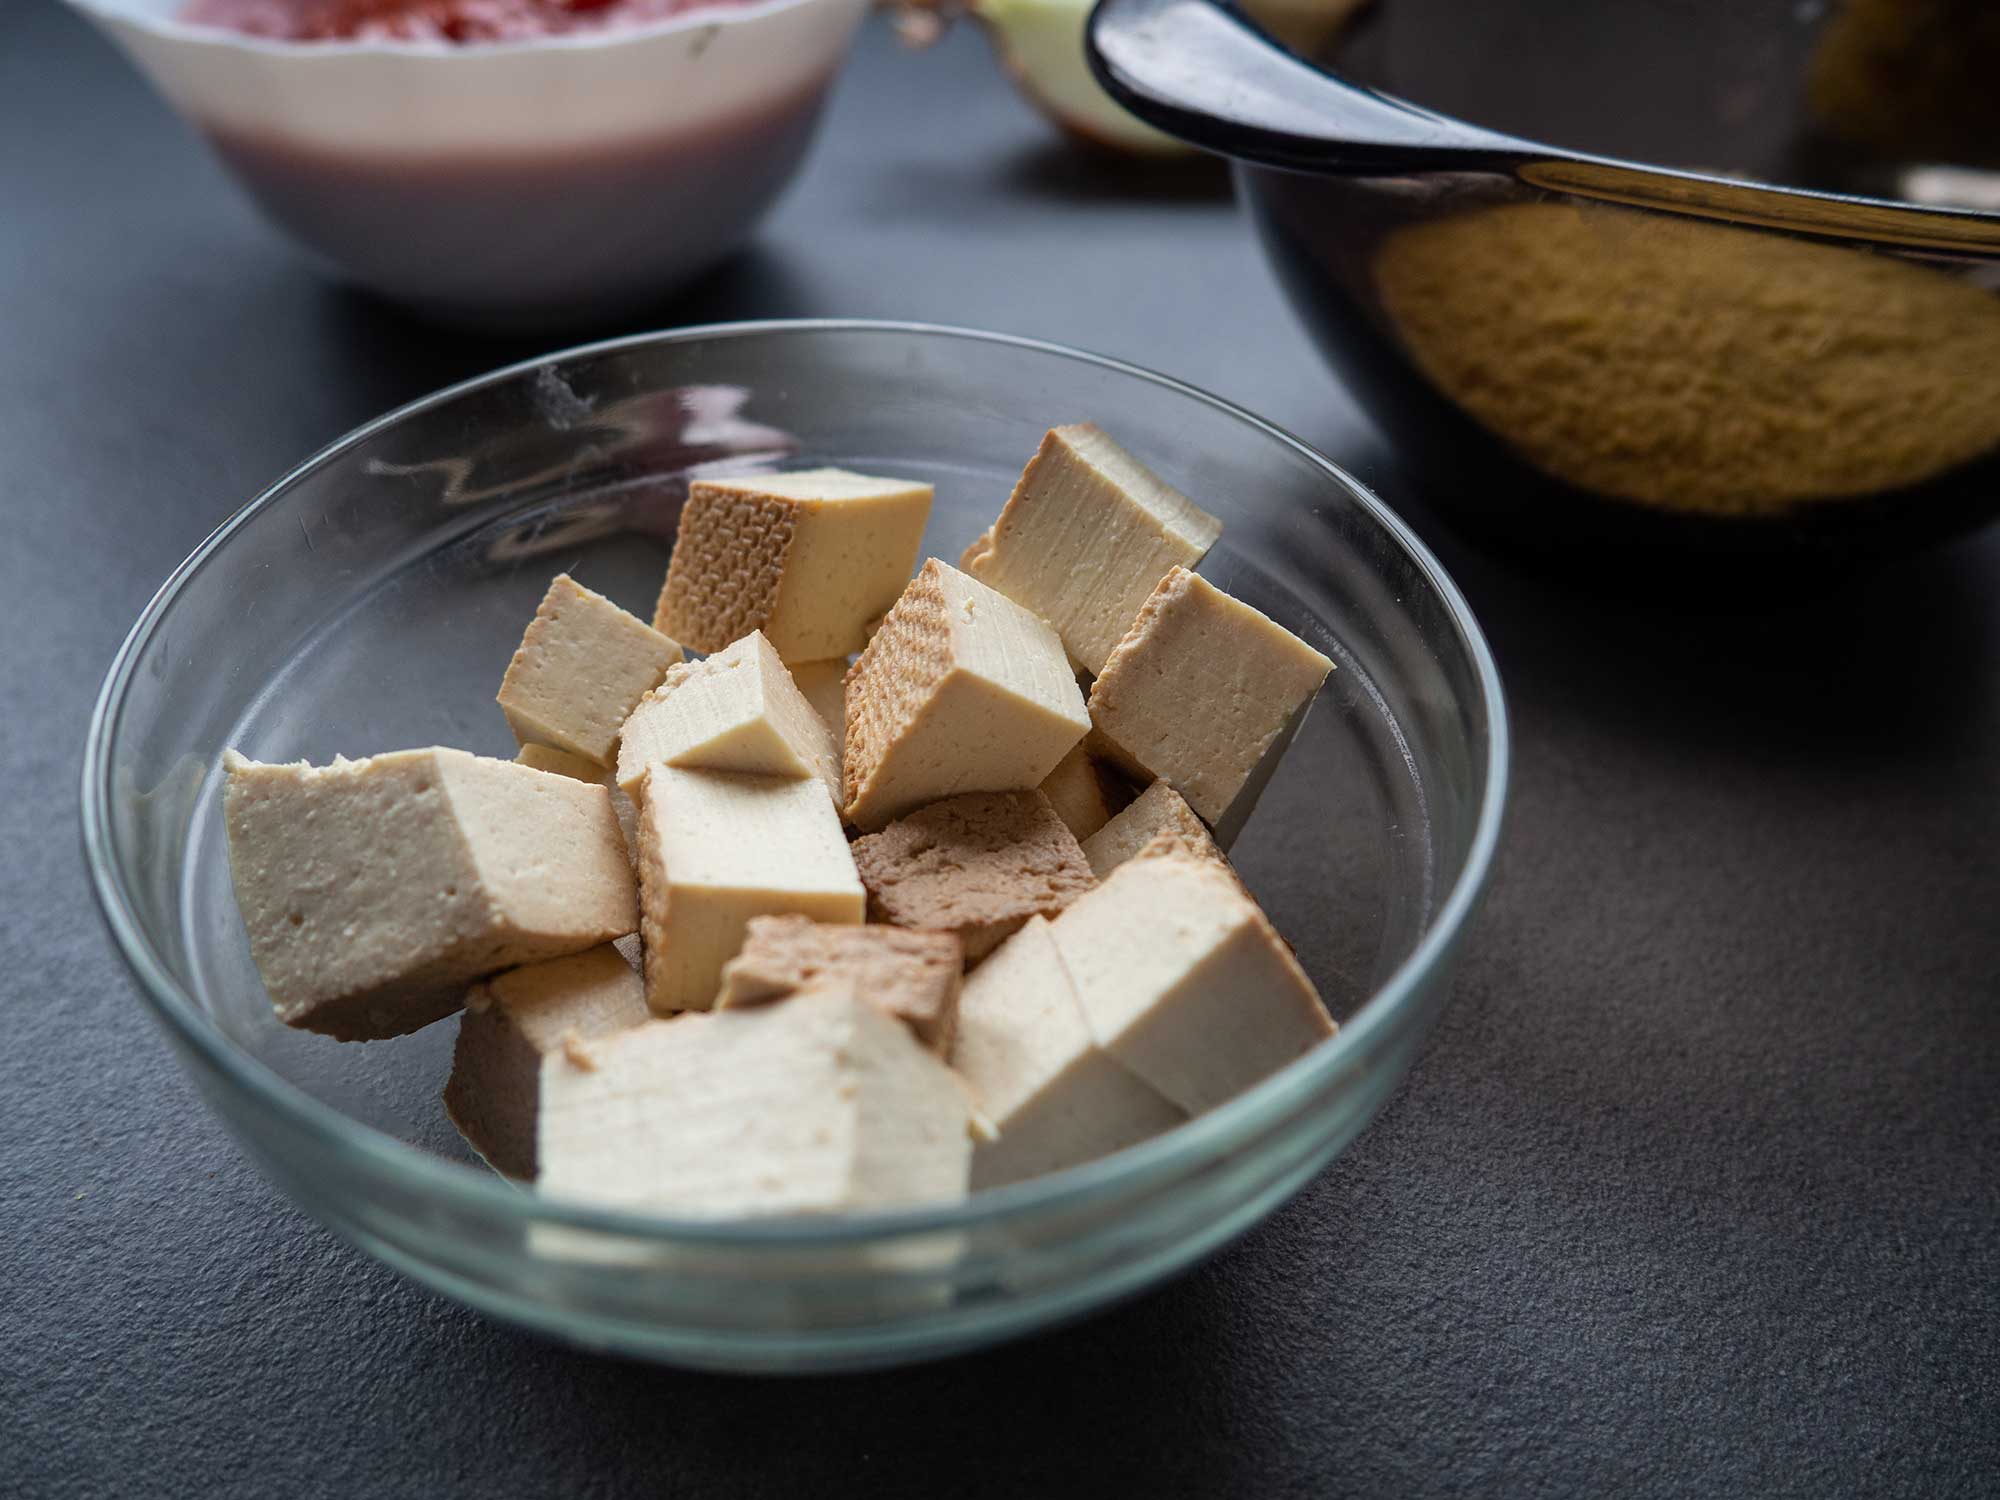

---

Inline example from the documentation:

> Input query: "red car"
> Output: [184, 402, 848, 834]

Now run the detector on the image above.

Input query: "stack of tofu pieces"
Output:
[221, 424, 1338, 1219]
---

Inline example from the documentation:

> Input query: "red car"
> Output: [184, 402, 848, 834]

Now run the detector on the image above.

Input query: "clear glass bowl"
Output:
[81, 321, 1508, 1372]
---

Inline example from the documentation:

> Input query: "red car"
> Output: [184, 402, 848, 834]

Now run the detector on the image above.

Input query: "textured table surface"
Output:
[5, 2, 1997, 1495]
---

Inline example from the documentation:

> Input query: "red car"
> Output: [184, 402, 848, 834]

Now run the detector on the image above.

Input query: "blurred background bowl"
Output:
[67, 0, 871, 327]
[82, 321, 1506, 1371]
[1090, 0, 2000, 564]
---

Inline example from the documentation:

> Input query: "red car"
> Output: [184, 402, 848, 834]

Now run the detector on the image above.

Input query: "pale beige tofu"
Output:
[960, 424, 1223, 675]
[497, 574, 683, 766]
[222, 748, 638, 1041]
[790, 658, 850, 755]
[850, 790, 1097, 964]
[950, 916, 1184, 1189]
[537, 982, 974, 1218]
[717, 915, 964, 1052]
[634, 765, 864, 1013]
[1037, 744, 1128, 842]
[615, 630, 843, 812]
[844, 560, 1090, 831]
[1088, 567, 1333, 843]
[443, 945, 650, 1180]
[1080, 779, 1226, 880]
[652, 469, 933, 661]
[1048, 853, 1334, 1115]
[517, 745, 640, 870]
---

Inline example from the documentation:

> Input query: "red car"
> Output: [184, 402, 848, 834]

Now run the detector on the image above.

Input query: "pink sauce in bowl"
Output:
[179, 0, 758, 43]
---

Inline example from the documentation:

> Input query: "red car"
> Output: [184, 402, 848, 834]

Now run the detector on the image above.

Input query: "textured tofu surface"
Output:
[850, 790, 1098, 963]
[718, 916, 964, 1052]
[615, 630, 843, 811]
[537, 983, 973, 1217]
[497, 574, 682, 766]
[950, 916, 1184, 1189]
[653, 469, 933, 660]
[634, 766, 864, 1013]
[1088, 567, 1333, 835]
[1080, 779, 1226, 880]
[222, 747, 638, 1040]
[1048, 853, 1334, 1115]
[961, 423, 1222, 675]
[443, 945, 650, 1180]
[843, 560, 1089, 831]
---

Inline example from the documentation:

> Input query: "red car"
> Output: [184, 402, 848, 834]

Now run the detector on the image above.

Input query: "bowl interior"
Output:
[103, 327, 1480, 1169]
[1326, 0, 2000, 204]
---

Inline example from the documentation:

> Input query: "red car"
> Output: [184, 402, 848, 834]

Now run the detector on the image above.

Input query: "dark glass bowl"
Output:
[1089, 0, 2000, 563]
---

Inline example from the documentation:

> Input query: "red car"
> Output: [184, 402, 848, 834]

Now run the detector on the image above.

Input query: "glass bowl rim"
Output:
[79, 317, 1510, 1247]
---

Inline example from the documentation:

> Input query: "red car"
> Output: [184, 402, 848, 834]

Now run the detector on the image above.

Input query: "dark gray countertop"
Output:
[4, 2, 1996, 1494]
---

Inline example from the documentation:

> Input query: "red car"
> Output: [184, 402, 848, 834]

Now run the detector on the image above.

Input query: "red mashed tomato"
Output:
[180, 0, 753, 43]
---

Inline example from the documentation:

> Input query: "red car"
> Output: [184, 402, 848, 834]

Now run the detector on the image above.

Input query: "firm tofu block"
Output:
[1048, 853, 1334, 1115]
[615, 630, 843, 812]
[517, 745, 640, 870]
[850, 790, 1097, 964]
[843, 559, 1090, 831]
[790, 658, 850, 756]
[1087, 567, 1333, 841]
[222, 748, 639, 1041]
[497, 574, 683, 766]
[950, 916, 1185, 1189]
[717, 915, 965, 1053]
[443, 945, 651, 1180]
[634, 765, 864, 1012]
[1037, 744, 1128, 842]
[1080, 779, 1226, 880]
[960, 424, 1223, 675]
[538, 982, 974, 1217]
[652, 469, 933, 661]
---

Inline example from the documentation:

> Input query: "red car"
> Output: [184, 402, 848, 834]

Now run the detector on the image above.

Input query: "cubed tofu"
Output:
[1080, 779, 1227, 880]
[497, 574, 683, 766]
[443, 945, 651, 1180]
[1048, 853, 1334, 1115]
[950, 916, 1184, 1189]
[222, 748, 638, 1040]
[789, 658, 850, 756]
[634, 765, 864, 1013]
[537, 982, 974, 1217]
[844, 560, 1090, 831]
[960, 424, 1222, 675]
[1036, 744, 1129, 842]
[517, 745, 640, 870]
[1087, 567, 1333, 843]
[652, 469, 933, 661]
[615, 630, 843, 812]
[717, 915, 964, 1053]
[850, 790, 1097, 964]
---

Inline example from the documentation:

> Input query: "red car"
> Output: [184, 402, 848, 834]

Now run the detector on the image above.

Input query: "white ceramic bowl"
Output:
[69, 0, 872, 325]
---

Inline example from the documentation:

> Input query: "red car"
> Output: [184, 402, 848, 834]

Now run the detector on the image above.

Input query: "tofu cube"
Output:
[497, 574, 683, 766]
[1080, 779, 1227, 880]
[789, 657, 849, 755]
[960, 424, 1222, 675]
[222, 748, 638, 1040]
[1048, 852, 1335, 1115]
[652, 469, 933, 661]
[1037, 744, 1129, 842]
[517, 744, 640, 869]
[615, 630, 843, 812]
[1087, 567, 1333, 843]
[950, 916, 1184, 1189]
[537, 982, 974, 1217]
[844, 559, 1090, 831]
[850, 790, 1097, 964]
[717, 915, 964, 1053]
[634, 765, 864, 1013]
[443, 945, 650, 1180]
